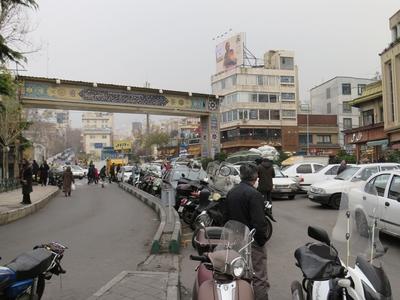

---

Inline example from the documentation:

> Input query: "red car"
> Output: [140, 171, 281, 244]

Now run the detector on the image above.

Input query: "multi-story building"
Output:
[297, 114, 340, 156]
[344, 81, 386, 163]
[131, 122, 143, 137]
[310, 76, 376, 149]
[82, 112, 113, 159]
[381, 9, 400, 150]
[212, 33, 299, 152]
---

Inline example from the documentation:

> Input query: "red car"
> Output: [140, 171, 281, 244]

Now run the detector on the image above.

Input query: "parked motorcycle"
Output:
[191, 220, 256, 300]
[0, 242, 67, 300]
[291, 187, 391, 300]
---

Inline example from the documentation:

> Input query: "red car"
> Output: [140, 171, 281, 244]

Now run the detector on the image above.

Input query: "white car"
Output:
[308, 163, 400, 209]
[63, 165, 85, 179]
[208, 162, 299, 199]
[117, 165, 134, 182]
[282, 162, 325, 191]
[349, 170, 400, 238]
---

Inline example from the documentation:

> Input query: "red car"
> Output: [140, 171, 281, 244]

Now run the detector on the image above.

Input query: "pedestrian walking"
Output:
[62, 166, 75, 197]
[39, 161, 50, 186]
[109, 163, 116, 183]
[337, 160, 347, 175]
[256, 158, 275, 203]
[224, 163, 270, 300]
[20, 159, 33, 205]
[94, 167, 99, 184]
[32, 160, 39, 183]
[87, 162, 95, 184]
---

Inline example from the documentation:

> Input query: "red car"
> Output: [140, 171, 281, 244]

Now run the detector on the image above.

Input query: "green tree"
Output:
[0, 69, 29, 178]
[143, 131, 169, 154]
[0, 0, 38, 64]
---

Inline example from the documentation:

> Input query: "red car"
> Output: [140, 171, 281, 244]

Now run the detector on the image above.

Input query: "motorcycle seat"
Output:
[7, 249, 53, 280]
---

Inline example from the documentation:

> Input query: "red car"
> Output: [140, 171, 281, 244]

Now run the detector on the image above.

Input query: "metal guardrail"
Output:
[0, 178, 21, 193]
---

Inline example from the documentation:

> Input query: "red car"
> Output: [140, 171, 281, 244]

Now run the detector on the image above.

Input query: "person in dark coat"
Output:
[62, 166, 75, 197]
[257, 158, 275, 202]
[224, 163, 270, 300]
[337, 160, 347, 175]
[109, 163, 116, 183]
[39, 161, 50, 186]
[32, 160, 39, 182]
[20, 159, 33, 204]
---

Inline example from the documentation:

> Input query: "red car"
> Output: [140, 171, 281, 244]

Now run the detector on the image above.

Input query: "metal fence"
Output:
[0, 178, 21, 193]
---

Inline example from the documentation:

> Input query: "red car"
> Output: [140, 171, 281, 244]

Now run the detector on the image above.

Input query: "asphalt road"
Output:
[0, 180, 158, 300]
[180, 194, 400, 300]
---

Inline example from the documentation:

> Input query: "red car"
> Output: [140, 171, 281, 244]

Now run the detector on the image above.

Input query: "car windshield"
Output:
[273, 165, 285, 178]
[334, 166, 360, 180]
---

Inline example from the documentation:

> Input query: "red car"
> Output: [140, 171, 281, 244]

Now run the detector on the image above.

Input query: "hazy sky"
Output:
[22, 0, 399, 132]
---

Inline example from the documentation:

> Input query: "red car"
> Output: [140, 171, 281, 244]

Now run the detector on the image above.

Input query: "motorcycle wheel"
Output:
[291, 281, 304, 300]
[182, 208, 195, 225]
[265, 218, 273, 243]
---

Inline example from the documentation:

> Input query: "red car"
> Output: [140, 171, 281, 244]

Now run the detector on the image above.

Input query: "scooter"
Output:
[191, 220, 256, 300]
[0, 242, 67, 300]
[291, 188, 392, 300]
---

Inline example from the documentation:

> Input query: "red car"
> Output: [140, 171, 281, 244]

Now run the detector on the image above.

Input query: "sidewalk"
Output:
[0, 185, 59, 225]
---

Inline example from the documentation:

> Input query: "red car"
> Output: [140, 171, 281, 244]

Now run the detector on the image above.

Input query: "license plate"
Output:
[309, 195, 314, 199]
[178, 206, 184, 213]
[279, 189, 291, 193]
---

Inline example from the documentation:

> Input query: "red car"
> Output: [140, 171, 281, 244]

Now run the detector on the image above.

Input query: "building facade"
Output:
[131, 122, 143, 137]
[310, 77, 376, 149]
[344, 81, 387, 162]
[212, 46, 299, 153]
[82, 112, 113, 159]
[297, 114, 340, 156]
[381, 9, 400, 150]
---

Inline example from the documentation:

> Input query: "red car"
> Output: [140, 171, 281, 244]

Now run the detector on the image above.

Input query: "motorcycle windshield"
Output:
[211, 220, 251, 274]
[331, 186, 384, 267]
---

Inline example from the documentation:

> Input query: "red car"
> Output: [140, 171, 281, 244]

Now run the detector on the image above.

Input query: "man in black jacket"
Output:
[224, 163, 270, 300]
[257, 158, 275, 202]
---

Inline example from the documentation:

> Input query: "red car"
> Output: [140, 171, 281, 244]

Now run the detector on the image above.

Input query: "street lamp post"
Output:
[301, 104, 310, 155]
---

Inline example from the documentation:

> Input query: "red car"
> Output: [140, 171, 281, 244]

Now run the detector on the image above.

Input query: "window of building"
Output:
[327, 103, 331, 114]
[280, 76, 295, 84]
[362, 110, 374, 126]
[282, 110, 296, 118]
[258, 94, 269, 103]
[221, 79, 226, 90]
[342, 83, 351, 95]
[281, 93, 295, 100]
[280, 57, 294, 70]
[259, 110, 269, 120]
[222, 112, 227, 123]
[249, 110, 258, 120]
[232, 75, 237, 86]
[357, 84, 366, 96]
[299, 134, 313, 145]
[232, 109, 238, 121]
[102, 135, 107, 139]
[343, 118, 352, 129]
[243, 110, 249, 119]
[269, 94, 278, 103]
[326, 87, 331, 99]
[238, 110, 244, 120]
[270, 110, 280, 120]
[343, 102, 352, 113]
[257, 75, 264, 86]
[251, 94, 258, 102]
[227, 111, 233, 122]
[317, 135, 331, 144]
[90, 135, 95, 139]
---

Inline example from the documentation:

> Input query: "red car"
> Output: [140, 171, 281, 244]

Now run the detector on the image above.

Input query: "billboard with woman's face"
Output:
[215, 33, 244, 73]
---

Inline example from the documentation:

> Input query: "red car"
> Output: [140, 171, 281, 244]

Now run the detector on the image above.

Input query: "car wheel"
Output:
[356, 211, 369, 238]
[79, 176, 83, 180]
[330, 193, 341, 209]
[265, 218, 273, 243]
[288, 195, 295, 200]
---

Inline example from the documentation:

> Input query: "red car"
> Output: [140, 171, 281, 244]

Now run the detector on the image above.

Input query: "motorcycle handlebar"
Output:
[190, 255, 209, 263]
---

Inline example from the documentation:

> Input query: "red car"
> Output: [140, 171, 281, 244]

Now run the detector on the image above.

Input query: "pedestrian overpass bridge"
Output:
[17, 76, 221, 157]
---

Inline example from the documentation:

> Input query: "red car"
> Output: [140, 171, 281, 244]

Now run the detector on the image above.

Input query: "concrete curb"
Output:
[0, 189, 60, 225]
[169, 208, 181, 254]
[119, 183, 167, 254]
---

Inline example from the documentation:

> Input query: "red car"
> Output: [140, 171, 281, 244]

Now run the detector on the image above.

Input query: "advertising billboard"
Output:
[114, 140, 132, 151]
[215, 33, 245, 73]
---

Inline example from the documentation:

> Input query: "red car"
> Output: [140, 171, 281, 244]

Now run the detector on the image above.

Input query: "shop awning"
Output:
[366, 139, 388, 147]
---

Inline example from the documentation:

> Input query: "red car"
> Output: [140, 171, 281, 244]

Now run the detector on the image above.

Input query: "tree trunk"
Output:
[2, 147, 8, 179]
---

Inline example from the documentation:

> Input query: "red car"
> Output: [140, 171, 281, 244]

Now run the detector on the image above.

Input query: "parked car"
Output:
[281, 162, 325, 191]
[117, 165, 135, 182]
[298, 164, 355, 187]
[348, 170, 400, 238]
[308, 163, 400, 209]
[63, 165, 85, 179]
[208, 162, 299, 199]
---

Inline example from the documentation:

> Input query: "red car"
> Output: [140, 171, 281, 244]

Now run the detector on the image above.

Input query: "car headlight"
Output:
[230, 257, 245, 278]
[311, 187, 325, 194]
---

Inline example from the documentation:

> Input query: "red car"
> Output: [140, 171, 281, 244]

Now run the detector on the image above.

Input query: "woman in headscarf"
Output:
[63, 166, 75, 197]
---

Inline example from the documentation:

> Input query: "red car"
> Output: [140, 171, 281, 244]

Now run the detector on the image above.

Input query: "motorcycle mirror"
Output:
[308, 226, 330, 245]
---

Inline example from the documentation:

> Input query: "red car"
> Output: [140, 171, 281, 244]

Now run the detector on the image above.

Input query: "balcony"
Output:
[221, 136, 281, 149]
